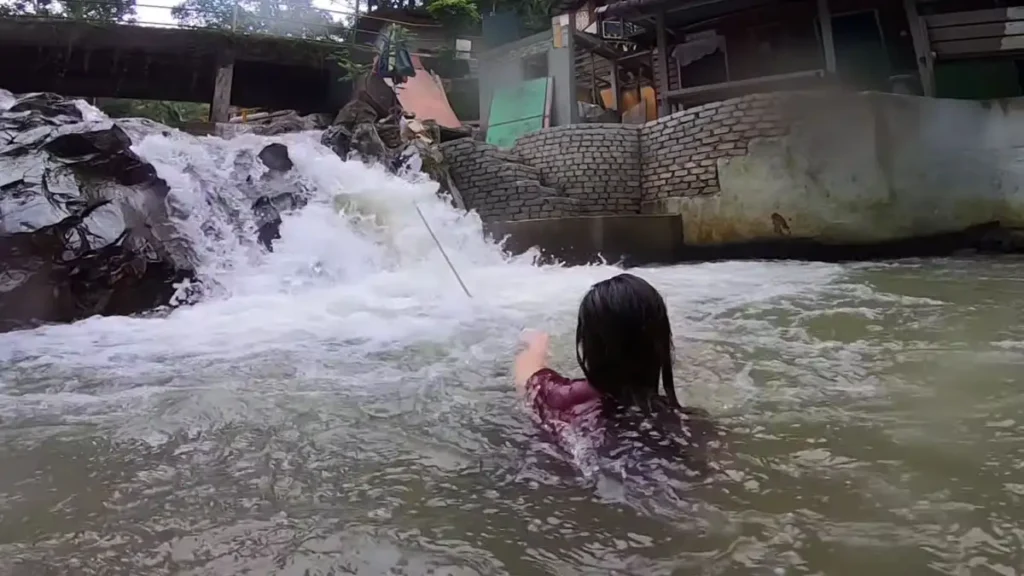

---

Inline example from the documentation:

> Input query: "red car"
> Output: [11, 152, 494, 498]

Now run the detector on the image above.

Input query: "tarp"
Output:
[391, 54, 462, 129]
[485, 77, 552, 149]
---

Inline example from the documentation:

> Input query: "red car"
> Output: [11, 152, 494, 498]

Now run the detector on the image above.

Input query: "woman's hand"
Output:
[514, 329, 551, 394]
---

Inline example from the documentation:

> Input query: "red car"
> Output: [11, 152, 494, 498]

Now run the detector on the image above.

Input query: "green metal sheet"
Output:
[486, 77, 551, 149]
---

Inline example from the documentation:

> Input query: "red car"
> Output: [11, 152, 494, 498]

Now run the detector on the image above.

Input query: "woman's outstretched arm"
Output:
[514, 330, 550, 395]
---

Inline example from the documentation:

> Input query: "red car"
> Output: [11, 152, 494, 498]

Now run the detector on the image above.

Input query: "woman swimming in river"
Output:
[514, 273, 717, 466]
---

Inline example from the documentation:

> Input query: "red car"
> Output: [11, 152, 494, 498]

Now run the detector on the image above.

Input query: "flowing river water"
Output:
[1, 113, 1023, 575]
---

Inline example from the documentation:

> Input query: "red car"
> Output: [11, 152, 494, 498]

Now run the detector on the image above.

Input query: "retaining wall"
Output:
[515, 124, 642, 214]
[444, 90, 1024, 251]
[640, 94, 788, 208]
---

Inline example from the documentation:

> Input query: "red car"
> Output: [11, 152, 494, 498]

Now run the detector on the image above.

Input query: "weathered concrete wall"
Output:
[515, 124, 642, 214]
[640, 94, 787, 207]
[666, 91, 1024, 246]
[484, 214, 684, 266]
[449, 89, 1024, 254]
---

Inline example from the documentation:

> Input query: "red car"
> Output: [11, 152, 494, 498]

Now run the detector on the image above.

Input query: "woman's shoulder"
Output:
[525, 368, 601, 411]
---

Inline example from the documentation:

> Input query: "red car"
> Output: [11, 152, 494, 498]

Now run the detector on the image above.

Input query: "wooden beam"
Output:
[928, 22, 1024, 42]
[904, 0, 935, 97]
[933, 36, 1024, 57]
[655, 9, 670, 117]
[609, 58, 620, 110]
[664, 69, 825, 98]
[924, 8, 1024, 29]
[817, 0, 837, 75]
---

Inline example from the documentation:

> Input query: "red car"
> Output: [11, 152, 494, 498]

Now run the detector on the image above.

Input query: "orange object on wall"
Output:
[600, 85, 657, 122]
[393, 55, 463, 128]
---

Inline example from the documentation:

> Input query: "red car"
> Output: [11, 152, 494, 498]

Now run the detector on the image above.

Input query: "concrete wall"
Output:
[448, 89, 1024, 251]
[640, 94, 788, 208]
[515, 124, 642, 214]
[484, 214, 685, 266]
[674, 91, 1024, 246]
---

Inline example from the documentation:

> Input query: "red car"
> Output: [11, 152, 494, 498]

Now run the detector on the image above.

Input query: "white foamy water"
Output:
[0, 107, 844, 388]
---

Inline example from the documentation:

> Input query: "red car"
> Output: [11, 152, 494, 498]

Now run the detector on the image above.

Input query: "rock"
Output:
[332, 99, 378, 127]
[320, 124, 352, 158]
[0, 92, 193, 332]
[325, 86, 469, 210]
[258, 142, 294, 172]
[250, 143, 305, 251]
[252, 192, 304, 251]
[349, 122, 391, 165]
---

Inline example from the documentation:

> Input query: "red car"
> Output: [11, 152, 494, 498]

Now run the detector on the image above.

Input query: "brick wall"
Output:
[515, 124, 642, 214]
[439, 138, 575, 221]
[640, 93, 788, 206]
[440, 92, 798, 222]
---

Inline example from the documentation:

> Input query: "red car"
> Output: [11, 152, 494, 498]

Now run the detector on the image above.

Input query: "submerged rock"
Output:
[0, 92, 193, 332]
[251, 143, 306, 251]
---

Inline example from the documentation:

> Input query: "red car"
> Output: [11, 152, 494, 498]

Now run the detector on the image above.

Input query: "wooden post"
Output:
[609, 59, 620, 110]
[351, 0, 360, 44]
[655, 10, 670, 117]
[817, 0, 837, 75]
[903, 0, 935, 96]
[209, 51, 234, 124]
[566, 10, 579, 124]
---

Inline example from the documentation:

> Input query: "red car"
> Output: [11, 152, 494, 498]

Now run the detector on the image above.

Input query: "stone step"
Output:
[540, 196, 580, 216]
[492, 150, 524, 164]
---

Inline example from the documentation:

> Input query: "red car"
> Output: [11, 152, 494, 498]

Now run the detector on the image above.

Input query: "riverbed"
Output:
[1, 127, 1022, 575]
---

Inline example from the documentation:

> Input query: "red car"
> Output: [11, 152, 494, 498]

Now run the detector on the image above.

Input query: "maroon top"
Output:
[524, 368, 603, 436]
[524, 368, 720, 469]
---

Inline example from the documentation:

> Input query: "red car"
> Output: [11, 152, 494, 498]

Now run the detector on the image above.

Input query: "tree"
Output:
[171, 0, 342, 39]
[0, 0, 136, 22]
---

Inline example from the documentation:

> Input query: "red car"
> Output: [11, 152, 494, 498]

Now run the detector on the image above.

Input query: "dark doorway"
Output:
[831, 11, 891, 91]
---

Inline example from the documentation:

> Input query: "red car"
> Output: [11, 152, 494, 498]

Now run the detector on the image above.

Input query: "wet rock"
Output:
[320, 124, 352, 158]
[325, 90, 468, 210]
[332, 99, 378, 127]
[258, 143, 294, 172]
[251, 143, 305, 251]
[0, 91, 193, 333]
[252, 192, 304, 251]
[349, 122, 391, 165]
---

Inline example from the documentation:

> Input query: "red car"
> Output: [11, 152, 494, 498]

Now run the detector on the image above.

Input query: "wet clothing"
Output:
[524, 368, 602, 433]
[523, 368, 719, 472]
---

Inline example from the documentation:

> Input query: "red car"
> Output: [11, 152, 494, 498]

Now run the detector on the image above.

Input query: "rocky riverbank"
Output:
[0, 90, 468, 333]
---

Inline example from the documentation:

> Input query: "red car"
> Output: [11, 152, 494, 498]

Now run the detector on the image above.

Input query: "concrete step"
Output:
[492, 150, 524, 164]
[540, 196, 580, 216]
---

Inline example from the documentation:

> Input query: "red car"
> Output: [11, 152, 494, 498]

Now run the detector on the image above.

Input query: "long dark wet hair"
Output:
[575, 273, 719, 471]
[575, 273, 680, 412]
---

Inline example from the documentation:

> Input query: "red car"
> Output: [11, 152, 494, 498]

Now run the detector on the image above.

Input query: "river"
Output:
[0, 120, 1022, 575]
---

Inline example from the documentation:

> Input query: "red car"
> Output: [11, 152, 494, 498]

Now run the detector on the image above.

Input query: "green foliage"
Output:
[97, 98, 209, 127]
[171, 0, 343, 39]
[425, 0, 479, 31]
[0, 0, 136, 22]
[329, 45, 371, 79]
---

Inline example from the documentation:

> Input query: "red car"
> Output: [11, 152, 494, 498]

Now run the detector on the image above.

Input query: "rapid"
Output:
[0, 101, 1022, 575]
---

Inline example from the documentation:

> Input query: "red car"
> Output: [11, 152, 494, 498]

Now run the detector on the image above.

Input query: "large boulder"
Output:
[323, 95, 466, 209]
[0, 92, 193, 332]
